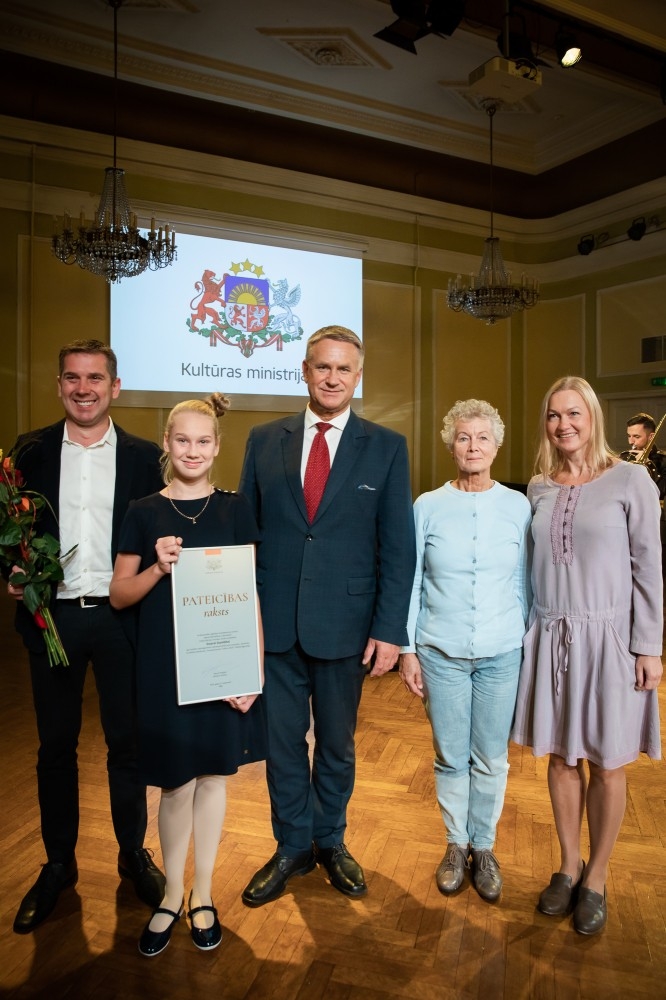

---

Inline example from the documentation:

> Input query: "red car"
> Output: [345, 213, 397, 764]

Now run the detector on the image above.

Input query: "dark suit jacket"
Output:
[11, 419, 162, 651]
[239, 410, 416, 659]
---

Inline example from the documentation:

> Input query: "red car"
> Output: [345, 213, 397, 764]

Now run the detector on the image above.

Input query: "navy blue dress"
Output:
[118, 489, 267, 787]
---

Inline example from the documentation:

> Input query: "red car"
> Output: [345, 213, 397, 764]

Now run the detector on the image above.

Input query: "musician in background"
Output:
[625, 413, 666, 500]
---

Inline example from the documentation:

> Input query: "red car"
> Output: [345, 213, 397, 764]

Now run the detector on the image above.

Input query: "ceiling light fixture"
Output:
[52, 0, 176, 283]
[627, 217, 647, 241]
[555, 27, 582, 67]
[577, 234, 595, 256]
[447, 102, 539, 325]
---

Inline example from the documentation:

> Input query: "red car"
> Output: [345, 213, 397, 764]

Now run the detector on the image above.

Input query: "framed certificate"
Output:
[171, 544, 262, 705]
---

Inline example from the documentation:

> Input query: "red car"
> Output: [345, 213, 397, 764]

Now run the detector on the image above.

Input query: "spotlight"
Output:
[374, 3, 429, 54]
[556, 28, 582, 67]
[627, 217, 647, 241]
[577, 235, 595, 256]
[428, 0, 465, 37]
[373, 19, 429, 54]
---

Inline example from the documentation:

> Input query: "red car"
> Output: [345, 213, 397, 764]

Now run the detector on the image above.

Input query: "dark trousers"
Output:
[263, 643, 366, 857]
[28, 603, 147, 864]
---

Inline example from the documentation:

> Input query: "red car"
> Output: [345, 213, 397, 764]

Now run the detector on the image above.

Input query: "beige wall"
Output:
[1, 121, 666, 497]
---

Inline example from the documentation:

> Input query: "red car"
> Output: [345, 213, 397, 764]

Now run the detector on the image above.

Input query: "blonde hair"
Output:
[305, 325, 365, 364]
[161, 392, 230, 484]
[441, 398, 505, 449]
[534, 375, 615, 480]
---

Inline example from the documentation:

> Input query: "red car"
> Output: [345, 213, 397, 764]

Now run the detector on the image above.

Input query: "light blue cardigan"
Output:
[402, 481, 531, 658]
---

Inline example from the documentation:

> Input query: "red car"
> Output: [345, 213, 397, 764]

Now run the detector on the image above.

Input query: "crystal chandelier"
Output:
[447, 103, 539, 325]
[52, 0, 176, 283]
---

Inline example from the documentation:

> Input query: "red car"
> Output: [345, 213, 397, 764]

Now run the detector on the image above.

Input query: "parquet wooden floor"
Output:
[0, 589, 664, 999]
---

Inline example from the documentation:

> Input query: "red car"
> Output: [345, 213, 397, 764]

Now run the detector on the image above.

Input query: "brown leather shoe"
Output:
[537, 861, 585, 916]
[573, 886, 607, 936]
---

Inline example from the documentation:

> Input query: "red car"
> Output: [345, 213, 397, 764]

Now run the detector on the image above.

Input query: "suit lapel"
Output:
[312, 411, 366, 522]
[281, 414, 308, 522]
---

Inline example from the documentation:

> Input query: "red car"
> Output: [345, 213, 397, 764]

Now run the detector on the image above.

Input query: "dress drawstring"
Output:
[545, 615, 574, 696]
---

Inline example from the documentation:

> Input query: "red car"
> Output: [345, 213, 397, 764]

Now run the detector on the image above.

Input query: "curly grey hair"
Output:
[440, 399, 505, 449]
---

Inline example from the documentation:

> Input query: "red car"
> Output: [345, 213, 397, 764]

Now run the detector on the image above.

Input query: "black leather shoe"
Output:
[188, 892, 222, 951]
[118, 848, 166, 909]
[573, 885, 607, 936]
[315, 843, 367, 898]
[138, 904, 183, 957]
[13, 861, 78, 934]
[241, 851, 315, 907]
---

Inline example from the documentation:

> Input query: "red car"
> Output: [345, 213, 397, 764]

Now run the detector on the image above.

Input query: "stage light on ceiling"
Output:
[374, 1, 464, 54]
[556, 28, 582, 67]
[373, 18, 429, 55]
[428, 0, 465, 37]
[627, 217, 647, 241]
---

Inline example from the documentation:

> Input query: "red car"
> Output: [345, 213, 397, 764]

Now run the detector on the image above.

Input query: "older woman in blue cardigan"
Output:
[400, 399, 531, 902]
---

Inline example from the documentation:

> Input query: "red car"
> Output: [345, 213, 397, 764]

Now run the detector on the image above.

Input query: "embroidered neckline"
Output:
[550, 484, 581, 565]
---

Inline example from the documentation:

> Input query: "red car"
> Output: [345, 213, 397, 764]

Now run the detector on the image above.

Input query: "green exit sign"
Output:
[651, 377, 666, 386]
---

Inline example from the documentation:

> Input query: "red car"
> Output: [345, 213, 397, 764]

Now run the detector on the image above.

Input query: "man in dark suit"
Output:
[8, 340, 165, 933]
[239, 325, 415, 906]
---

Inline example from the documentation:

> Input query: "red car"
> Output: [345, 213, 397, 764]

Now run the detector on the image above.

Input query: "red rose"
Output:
[34, 610, 48, 630]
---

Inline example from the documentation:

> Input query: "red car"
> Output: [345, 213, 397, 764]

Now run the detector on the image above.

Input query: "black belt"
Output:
[58, 596, 111, 608]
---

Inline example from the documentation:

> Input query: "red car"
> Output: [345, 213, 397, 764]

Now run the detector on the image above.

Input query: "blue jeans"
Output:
[417, 644, 522, 850]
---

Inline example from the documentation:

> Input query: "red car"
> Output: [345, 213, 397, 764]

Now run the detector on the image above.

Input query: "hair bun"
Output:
[206, 392, 231, 418]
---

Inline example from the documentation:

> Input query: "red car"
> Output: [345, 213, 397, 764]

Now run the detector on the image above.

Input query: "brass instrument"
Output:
[619, 412, 666, 481]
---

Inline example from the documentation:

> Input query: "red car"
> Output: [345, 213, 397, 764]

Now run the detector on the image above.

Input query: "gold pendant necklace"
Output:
[166, 485, 213, 525]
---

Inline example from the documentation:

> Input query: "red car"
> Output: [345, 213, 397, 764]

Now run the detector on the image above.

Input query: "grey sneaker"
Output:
[435, 844, 469, 895]
[471, 849, 502, 902]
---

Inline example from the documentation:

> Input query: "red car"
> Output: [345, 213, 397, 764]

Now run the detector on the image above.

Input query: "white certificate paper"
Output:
[171, 544, 262, 705]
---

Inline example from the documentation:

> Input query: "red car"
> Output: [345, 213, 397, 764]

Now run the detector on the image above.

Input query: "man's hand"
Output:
[362, 638, 400, 677]
[7, 564, 24, 600]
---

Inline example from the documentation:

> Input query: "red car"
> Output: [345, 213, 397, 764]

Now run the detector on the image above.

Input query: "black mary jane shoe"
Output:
[138, 903, 183, 957]
[188, 893, 222, 951]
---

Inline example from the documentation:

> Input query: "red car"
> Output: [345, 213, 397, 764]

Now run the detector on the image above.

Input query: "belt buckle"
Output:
[79, 596, 95, 608]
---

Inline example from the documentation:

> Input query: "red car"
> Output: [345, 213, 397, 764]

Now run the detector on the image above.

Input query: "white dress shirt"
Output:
[300, 404, 351, 483]
[58, 420, 117, 598]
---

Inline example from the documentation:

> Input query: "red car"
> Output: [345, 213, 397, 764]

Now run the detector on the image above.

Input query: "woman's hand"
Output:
[224, 694, 258, 713]
[155, 536, 183, 576]
[399, 652, 424, 698]
[635, 654, 663, 691]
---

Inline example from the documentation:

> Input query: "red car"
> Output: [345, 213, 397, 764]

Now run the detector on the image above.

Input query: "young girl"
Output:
[110, 394, 266, 957]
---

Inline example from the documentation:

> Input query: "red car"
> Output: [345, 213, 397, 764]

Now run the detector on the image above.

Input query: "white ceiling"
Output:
[0, 0, 665, 174]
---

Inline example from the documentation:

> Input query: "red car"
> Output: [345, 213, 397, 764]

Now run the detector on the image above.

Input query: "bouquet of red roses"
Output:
[0, 449, 71, 666]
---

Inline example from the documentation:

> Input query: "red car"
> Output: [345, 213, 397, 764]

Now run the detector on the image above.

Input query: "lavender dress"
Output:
[512, 461, 662, 768]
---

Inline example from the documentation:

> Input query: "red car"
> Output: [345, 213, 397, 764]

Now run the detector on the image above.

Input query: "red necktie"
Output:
[304, 422, 332, 523]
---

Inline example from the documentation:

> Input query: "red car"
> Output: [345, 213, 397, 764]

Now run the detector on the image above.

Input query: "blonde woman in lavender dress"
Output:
[512, 376, 662, 936]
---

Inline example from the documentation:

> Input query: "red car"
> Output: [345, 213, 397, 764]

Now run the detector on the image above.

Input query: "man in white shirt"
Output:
[8, 340, 165, 934]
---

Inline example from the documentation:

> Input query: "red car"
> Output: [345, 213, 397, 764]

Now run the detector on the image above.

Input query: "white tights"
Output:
[149, 774, 227, 932]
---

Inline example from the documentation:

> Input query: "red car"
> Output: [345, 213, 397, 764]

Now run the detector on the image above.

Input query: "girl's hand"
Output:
[155, 536, 183, 575]
[224, 694, 258, 713]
